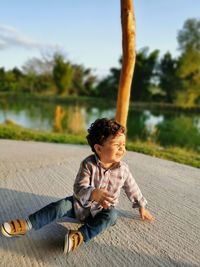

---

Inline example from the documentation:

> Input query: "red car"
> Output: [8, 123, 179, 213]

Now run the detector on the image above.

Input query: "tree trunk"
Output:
[115, 0, 136, 127]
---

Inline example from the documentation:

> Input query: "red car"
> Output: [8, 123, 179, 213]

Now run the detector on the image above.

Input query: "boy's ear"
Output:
[94, 144, 101, 155]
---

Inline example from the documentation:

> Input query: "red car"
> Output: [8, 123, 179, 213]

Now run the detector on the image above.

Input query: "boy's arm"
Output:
[73, 161, 95, 208]
[123, 167, 154, 221]
[123, 168, 147, 208]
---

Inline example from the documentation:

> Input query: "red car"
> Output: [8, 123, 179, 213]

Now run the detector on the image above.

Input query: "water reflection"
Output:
[156, 115, 200, 150]
[0, 99, 200, 151]
[53, 105, 65, 132]
[127, 110, 165, 144]
[65, 105, 86, 135]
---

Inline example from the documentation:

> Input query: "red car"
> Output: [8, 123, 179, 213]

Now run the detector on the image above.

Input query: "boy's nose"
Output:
[119, 146, 125, 152]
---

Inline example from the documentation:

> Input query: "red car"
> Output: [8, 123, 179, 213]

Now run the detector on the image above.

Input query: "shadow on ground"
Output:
[0, 188, 198, 267]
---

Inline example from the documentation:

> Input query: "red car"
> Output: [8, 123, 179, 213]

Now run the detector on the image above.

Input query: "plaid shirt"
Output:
[73, 154, 147, 221]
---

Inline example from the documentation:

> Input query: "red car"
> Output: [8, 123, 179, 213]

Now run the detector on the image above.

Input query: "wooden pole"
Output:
[115, 0, 136, 127]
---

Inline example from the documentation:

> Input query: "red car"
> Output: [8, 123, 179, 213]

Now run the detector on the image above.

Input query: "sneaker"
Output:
[64, 230, 84, 254]
[1, 219, 27, 237]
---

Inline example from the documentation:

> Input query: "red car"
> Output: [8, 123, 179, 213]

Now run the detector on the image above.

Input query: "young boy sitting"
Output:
[1, 118, 154, 253]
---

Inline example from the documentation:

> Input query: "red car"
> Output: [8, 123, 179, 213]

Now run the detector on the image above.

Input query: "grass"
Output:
[0, 121, 86, 145]
[0, 121, 199, 168]
[126, 141, 200, 168]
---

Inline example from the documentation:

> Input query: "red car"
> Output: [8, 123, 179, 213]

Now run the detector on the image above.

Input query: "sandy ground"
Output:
[0, 139, 200, 267]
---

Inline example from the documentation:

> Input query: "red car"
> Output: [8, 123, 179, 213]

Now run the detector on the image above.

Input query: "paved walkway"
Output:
[0, 140, 200, 267]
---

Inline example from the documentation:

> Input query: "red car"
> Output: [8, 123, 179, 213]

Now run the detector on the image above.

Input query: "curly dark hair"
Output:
[86, 118, 126, 153]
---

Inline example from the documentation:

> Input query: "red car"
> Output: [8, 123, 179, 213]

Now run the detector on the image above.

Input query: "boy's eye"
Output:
[114, 143, 125, 147]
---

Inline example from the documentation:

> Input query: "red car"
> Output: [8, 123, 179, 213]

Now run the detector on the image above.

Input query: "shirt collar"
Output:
[94, 154, 122, 169]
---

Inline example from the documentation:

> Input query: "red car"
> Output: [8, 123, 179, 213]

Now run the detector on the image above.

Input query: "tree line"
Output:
[0, 18, 200, 106]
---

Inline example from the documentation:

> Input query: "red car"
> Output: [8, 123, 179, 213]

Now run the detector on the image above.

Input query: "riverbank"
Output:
[1, 92, 200, 112]
[0, 122, 199, 168]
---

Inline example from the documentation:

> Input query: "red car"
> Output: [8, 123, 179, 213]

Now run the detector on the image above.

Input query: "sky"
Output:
[0, 0, 200, 78]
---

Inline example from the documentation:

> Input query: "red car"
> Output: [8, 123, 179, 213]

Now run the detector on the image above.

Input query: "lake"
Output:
[0, 97, 200, 151]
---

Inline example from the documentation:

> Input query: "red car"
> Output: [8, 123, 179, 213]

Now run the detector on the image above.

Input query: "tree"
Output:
[83, 72, 97, 96]
[22, 56, 54, 94]
[70, 65, 97, 96]
[95, 48, 159, 102]
[177, 18, 200, 52]
[158, 52, 180, 103]
[12, 67, 23, 80]
[0, 67, 6, 91]
[53, 53, 74, 95]
[95, 67, 120, 99]
[22, 54, 55, 75]
[21, 71, 37, 94]
[177, 48, 200, 106]
[131, 48, 159, 101]
[176, 18, 200, 106]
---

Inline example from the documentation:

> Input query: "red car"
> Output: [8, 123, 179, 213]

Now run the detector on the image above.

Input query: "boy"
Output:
[1, 118, 154, 253]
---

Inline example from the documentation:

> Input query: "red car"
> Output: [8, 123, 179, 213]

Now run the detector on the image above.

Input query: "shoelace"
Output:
[11, 220, 24, 233]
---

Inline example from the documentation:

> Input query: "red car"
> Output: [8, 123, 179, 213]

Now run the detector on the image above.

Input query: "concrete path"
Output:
[0, 140, 200, 267]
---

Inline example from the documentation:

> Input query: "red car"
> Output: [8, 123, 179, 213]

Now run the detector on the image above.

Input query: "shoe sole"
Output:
[63, 231, 70, 254]
[1, 224, 25, 237]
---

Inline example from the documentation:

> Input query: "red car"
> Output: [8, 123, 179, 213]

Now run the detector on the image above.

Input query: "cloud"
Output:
[0, 24, 59, 51]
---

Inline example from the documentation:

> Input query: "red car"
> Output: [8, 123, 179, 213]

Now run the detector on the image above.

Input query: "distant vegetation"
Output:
[0, 18, 200, 107]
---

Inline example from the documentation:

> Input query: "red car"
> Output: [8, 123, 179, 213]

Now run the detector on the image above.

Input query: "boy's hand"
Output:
[139, 207, 155, 221]
[91, 188, 115, 208]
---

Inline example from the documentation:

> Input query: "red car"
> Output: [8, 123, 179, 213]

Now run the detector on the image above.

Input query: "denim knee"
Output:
[79, 208, 118, 242]
[107, 208, 118, 226]
[51, 197, 74, 217]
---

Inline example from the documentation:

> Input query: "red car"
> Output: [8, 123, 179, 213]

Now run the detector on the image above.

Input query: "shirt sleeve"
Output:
[123, 166, 147, 208]
[73, 160, 95, 208]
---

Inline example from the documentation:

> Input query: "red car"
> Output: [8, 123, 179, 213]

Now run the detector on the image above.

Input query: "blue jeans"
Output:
[29, 196, 118, 242]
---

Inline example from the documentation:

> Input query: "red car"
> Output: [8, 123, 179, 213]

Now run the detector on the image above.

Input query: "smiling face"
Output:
[94, 133, 126, 168]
